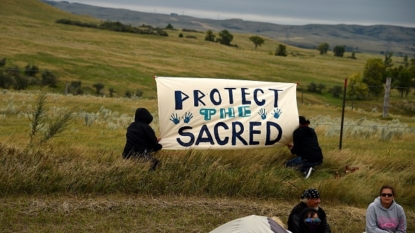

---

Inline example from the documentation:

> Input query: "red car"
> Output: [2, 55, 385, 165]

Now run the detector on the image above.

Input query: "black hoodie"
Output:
[122, 108, 162, 158]
[290, 125, 323, 162]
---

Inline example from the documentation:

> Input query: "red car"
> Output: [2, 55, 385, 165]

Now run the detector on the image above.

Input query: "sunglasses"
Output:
[304, 217, 321, 225]
[381, 193, 393, 197]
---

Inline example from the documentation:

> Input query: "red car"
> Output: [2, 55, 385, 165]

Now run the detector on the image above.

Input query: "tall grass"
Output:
[1, 92, 414, 232]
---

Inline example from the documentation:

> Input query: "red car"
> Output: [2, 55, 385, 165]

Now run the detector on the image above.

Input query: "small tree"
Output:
[0, 57, 6, 67]
[384, 51, 393, 68]
[275, 44, 287, 57]
[205, 30, 215, 42]
[165, 23, 174, 29]
[363, 58, 385, 96]
[92, 82, 105, 95]
[333, 45, 345, 57]
[316, 43, 329, 54]
[109, 88, 115, 97]
[218, 30, 233, 46]
[178, 33, 183, 38]
[249, 35, 265, 50]
[24, 64, 39, 77]
[347, 72, 369, 100]
[329, 85, 343, 98]
[41, 70, 58, 87]
[69, 81, 83, 95]
[14, 75, 29, 90]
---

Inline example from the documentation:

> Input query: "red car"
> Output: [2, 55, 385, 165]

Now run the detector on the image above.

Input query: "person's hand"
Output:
[157, 137, 161, 142]
[286, 144, 293, 149]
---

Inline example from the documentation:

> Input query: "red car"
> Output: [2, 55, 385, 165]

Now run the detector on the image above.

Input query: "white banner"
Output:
[155, 77, 298, 150]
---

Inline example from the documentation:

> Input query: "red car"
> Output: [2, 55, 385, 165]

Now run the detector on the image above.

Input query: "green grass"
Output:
[0, 91, 414, 232]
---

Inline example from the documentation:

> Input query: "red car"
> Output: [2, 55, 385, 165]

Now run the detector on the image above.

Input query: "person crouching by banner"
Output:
[122, 107, 162, 171]
[285, 116, 323, 179]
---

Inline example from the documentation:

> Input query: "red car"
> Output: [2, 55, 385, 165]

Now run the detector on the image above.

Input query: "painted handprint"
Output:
[183, 112, 193, 124]
[170, 113, 180, 124]
[258, 108, 267, 120]
[272, 108, 282, 119]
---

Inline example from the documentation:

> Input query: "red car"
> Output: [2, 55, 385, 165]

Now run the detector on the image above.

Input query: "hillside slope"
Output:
[43, 0, 415, 56]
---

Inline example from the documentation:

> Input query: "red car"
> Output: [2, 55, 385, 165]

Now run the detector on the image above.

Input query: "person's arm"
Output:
[395, 206, 406, 233]
[287, 213, 300, 233]
[145, 126, 162, 152]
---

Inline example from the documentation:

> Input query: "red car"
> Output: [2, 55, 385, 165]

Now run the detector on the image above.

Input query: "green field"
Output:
[1, 0, 414, 232]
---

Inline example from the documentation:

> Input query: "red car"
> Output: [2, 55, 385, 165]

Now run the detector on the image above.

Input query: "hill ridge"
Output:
[42, 0, 415, 55]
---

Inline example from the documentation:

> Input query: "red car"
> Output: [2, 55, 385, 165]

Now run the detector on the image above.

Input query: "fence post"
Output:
[383, 77, 391, 118]
[339, 79, 347, 150]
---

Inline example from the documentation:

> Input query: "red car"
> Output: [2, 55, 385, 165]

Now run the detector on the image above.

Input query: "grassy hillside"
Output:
[1, 0, 390, 102]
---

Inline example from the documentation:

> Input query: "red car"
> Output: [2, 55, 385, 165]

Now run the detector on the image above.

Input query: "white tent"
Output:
[209, 215, 290, 233]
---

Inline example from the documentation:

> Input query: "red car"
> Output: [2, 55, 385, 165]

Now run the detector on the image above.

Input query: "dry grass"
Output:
[1, 91, 414, 232]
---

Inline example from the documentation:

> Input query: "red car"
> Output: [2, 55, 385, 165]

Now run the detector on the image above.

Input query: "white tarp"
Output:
[155, 77, 298, 150]
[209, 215, 290, 233]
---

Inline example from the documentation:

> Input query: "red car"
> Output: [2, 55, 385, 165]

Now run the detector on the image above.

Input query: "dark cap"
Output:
[301, 188, 320, 199]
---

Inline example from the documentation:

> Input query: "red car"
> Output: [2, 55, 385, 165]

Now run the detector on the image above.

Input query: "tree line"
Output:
[56, 19, 168, 37]
[0, 58, 143, 98]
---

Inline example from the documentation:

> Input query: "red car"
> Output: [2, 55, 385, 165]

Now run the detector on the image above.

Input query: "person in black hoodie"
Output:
[122, 108, 162, 171]
[287, 189, 331, 233]
[285, 116, 323, 178]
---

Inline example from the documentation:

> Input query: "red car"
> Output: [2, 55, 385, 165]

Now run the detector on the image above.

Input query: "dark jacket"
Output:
[291, 125, 323, 162]
[287, 202, 331, 233]
[122, 108, 162, 158]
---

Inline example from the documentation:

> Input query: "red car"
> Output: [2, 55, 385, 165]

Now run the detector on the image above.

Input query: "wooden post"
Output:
[383, 78, 391, 118]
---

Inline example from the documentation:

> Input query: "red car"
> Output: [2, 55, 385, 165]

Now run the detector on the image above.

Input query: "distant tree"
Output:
[384, 51, 393, 68]
[69, 81, 83, 95]
[307, 82, 317, 93]
[317, 83, 326, 94]
[92, 82, 104, 95]
[109, 87, 115, 97]
[218, 30, 233, 46]
[347, 72, 369, 100]
[14, 75, 29, 90]
[403, 55, 409, 67]
[125, 90, 132, 98]
[391, 66, 413, 97]
[0, 71, 14, 89]
[307, 82, 325, 94]
[362, 58, 385, 96]
[165, 23, 174, 29]
[24, 64, 39, 77]
[178, 33, 183, 38]
[347, 52, 356, 59]
[333, 45, 345, 57]
[316, 43, 329, 54]
[205, 30, 215, 42]
[6, 66, 19, 76]
[0, 58, 6, 67]
[249, 35, 265, 50]
[329, 85, 343, 98]
[41, 70, 58, 88]
[275, 44, 287, 57]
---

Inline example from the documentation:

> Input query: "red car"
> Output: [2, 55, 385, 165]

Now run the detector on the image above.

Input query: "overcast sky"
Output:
[65, 0, 415, 28]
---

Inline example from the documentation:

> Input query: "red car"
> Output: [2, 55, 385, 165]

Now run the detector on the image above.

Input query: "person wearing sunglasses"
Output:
[298, 208, 325, 233]
[365, 185, 407, 233]
[287, 188, 331, 233]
